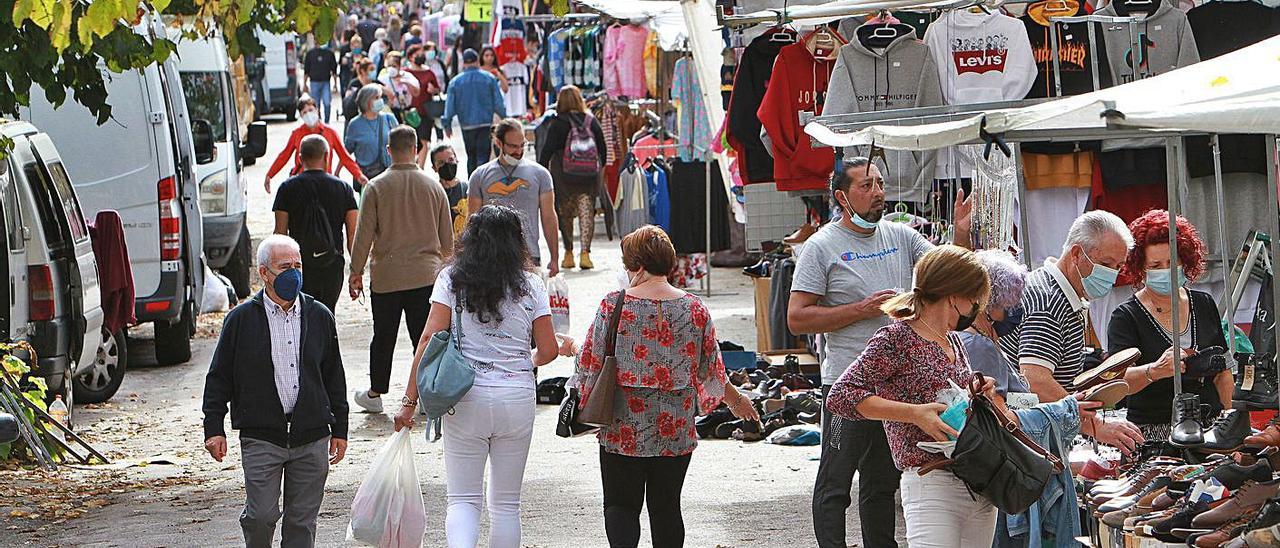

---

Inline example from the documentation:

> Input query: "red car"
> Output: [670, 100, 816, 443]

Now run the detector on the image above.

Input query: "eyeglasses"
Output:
[500, 140, 525, 150]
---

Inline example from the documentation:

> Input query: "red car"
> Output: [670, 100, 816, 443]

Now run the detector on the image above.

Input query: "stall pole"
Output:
[1210, 135, 1235, 352]
[1268, 136, 1280, 409]
[1166, 137, 1184, 395]
[1015, 143, 1032, 266]
[705, 157, 712, 296]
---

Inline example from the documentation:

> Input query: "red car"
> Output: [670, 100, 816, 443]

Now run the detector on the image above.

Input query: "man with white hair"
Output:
[999, 210, 1146, 454]
[202, 234, 349, 548]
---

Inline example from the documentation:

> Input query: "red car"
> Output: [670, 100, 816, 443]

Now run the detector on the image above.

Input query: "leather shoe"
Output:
[1172, 393, 1206, 447]
[1192, 479, 1280, 529]
[1074, 347, 1141, 391]
[1203, 408, 1255, 452]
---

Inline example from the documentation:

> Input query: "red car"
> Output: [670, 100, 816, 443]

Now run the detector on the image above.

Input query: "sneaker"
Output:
[354, 389, 384, 413]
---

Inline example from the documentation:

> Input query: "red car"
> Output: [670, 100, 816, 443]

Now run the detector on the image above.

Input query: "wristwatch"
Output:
[401, 396, 418, 407]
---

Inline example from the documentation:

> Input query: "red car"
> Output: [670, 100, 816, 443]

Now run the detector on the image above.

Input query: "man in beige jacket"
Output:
[348, 125, 454, 413]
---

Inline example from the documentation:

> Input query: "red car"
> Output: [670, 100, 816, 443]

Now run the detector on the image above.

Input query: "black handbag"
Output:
[556, 386, 598, 438]
[920, 373, 1064, 515]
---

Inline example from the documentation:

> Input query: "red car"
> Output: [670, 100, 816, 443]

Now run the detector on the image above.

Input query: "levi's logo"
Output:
[951, 34, 1012, 75]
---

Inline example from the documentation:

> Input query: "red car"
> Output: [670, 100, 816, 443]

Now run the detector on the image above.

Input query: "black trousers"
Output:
[462, 126, 492, 176]
[812, 385, 902, 548]
[368, 285, 432, 394]
[301, 259, 344, 316]
[599, 447, 691, 548]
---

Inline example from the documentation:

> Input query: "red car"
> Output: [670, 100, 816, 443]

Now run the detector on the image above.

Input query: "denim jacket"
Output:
[442, 68, 507, 129]
[994, 396, 1082, 548]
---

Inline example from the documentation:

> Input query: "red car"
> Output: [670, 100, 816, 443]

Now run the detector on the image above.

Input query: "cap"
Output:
[462, 48, 479, 64]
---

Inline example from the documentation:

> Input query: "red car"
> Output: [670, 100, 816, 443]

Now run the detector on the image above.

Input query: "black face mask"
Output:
[413, 55, 427, 65]
[992, 306, 1024, 337]
[438, 161, 458, 181]
[953, 301, 980, 332]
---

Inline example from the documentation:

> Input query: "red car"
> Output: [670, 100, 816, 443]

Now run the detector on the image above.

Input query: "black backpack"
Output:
[297, 187, 342, 269]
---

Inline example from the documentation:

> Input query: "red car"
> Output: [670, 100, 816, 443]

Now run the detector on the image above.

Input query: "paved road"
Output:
[0, 112, 903, 547]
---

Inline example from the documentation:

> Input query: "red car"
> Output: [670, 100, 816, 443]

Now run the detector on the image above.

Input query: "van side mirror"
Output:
[241, 121, 268, 160]
[192, 119, 216, 165]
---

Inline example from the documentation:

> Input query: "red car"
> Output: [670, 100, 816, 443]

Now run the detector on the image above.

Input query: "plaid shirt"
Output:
[264, 298, 302, 414]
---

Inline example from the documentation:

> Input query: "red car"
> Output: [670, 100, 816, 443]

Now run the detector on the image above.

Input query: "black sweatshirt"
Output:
[727, 31, 792, 184]
[203, 292, 349, 447]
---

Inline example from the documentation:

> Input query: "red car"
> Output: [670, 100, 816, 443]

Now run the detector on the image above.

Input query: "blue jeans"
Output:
[462, 126, 493, 177]
[309, 81, 332, 123]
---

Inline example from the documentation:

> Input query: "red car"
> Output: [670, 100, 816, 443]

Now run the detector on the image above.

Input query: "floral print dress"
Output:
[575, 291, 727, 457]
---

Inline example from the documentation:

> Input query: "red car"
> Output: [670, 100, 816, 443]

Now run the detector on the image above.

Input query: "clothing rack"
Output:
[517, 13, 600, 23]
[628, 139, 715, 297]
[715, 0, 1021, 30]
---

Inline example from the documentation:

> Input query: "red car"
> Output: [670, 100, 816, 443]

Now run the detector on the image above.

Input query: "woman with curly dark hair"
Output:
[1106, 209, 1233, 439]
[394, 205, 558, 548]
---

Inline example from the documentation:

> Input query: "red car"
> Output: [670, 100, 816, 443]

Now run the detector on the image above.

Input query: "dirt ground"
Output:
[0, 114, 904, 547]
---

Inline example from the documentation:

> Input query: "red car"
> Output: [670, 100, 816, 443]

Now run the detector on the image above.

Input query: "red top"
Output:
[756, 42, 836, 191]
[826, 321, 976, 470]
[405, 68, 439, 110]
[266, 123, 363, 180]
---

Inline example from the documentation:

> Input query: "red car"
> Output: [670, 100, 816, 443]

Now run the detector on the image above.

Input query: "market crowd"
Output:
[197, 4, 1280, 548]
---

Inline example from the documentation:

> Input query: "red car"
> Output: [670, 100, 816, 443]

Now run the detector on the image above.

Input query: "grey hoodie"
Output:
[824, 34, 943, 203]
[1096, 0, 1200, 151]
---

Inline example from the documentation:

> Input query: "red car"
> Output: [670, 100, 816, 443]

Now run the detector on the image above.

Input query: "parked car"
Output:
[21, 13, 207, 366]
[0, 120, 109, 411]
[247, 29, 299, 121]
[173, 28, 269, 298]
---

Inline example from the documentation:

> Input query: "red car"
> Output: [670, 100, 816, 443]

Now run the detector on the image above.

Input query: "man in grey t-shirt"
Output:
[469, 118, 560, 276]
[789, 157, 970, 548]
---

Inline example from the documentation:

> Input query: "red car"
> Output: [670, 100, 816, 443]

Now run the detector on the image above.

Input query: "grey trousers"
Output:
[240, 436, 330, 548]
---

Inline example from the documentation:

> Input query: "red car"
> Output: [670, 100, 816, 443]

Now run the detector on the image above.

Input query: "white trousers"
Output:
[442, 385, 536, 548]
[900, 468, 998, 548]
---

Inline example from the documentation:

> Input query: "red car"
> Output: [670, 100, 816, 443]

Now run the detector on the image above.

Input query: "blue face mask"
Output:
[372, 99, 386, 112]
[992, 306, 1024, 337]
[1078, 250, 1119, 300]
[271, 268, 303, 302]
[1146, 267, 1187, 296]
[838, 191, 880, 230]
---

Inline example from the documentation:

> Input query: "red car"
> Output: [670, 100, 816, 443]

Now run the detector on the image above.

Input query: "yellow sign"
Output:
[465, 0, 492, 22]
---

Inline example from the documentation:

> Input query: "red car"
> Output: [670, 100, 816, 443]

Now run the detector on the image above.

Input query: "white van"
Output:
[249, 30, 299, 120]
[173, 28, 268, 298]
[0, 121, 107, 409]
[21, 13, 207, 366]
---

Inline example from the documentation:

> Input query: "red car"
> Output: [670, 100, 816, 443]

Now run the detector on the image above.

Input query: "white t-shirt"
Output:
[501, 61, 530, 117]
[430, 267, 550, 389]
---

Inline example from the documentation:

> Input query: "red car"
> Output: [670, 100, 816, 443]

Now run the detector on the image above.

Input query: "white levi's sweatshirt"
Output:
[924, 9, 1037, 178]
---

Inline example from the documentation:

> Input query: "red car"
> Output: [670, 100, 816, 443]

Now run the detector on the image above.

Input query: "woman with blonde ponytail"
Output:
[826, 245, 1016, 548]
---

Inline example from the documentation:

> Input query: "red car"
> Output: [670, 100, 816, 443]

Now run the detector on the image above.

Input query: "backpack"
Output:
[296, 186, 343, 269]
[561, 113, 600, 177]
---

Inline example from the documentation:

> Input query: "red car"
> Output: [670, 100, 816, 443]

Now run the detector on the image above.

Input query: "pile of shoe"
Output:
[697, 356, 821, 442]
[1087, 444, 1280, 547]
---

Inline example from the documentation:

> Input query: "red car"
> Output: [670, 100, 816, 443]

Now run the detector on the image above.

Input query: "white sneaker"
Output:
[353, 390, 384, 413]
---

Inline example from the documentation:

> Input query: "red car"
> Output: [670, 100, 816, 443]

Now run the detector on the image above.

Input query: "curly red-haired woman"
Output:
[1106, 209, 1233, 439]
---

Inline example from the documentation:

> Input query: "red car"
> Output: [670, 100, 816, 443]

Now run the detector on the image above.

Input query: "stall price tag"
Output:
[465, 0, 492, 22]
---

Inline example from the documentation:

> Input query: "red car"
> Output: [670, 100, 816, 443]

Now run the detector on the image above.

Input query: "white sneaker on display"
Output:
[353, 389, 384, 413]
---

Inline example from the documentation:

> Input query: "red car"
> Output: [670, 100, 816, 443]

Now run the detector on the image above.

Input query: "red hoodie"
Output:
[756, 41, 836, 191]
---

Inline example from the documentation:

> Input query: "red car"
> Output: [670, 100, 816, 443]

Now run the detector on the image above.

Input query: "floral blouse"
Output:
[826, 321, 976, 470]
[575, 291, 727, 457]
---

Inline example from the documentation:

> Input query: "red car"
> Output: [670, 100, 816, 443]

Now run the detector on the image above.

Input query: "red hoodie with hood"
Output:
[756, 41, 837, 191]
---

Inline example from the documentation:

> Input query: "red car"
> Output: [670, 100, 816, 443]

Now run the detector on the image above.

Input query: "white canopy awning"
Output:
[805, 34, 1280, 149]
[575, 0, 689, 50]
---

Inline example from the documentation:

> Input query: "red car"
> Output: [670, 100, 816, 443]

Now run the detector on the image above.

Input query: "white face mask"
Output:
[301, 111, 319, 127]
[500, 153, 521, 166]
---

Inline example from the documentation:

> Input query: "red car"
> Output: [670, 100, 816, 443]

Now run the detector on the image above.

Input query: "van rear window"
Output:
[181, 71, 228, 142]
[23, 163, 70, 250]
[46, 163, 88, 243]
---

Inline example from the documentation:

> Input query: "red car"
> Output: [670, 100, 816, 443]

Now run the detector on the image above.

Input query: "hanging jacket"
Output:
[727, 30, 792, 183]
[756, 41, 837, 191]
[994, 396, 1083, 548]
[824, 33, 943, 203]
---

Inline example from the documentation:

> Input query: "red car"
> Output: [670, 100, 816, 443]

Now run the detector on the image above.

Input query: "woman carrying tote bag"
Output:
[575, 225, 758, 547]
[394, 205, 559, 548]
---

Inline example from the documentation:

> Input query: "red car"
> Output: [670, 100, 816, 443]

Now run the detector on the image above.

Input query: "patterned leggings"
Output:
[558, 192, 595, 253]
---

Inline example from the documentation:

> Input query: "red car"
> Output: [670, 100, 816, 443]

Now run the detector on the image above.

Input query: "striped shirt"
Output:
[265, 297, 302, 414]
[999, 259, 1088, 391]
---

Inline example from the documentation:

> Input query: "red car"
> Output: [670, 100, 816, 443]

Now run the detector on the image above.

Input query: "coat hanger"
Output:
[856, 17, 917, 48]
[803, 26, 841, 60]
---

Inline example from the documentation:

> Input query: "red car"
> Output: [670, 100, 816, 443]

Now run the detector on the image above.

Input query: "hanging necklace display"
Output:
[971, 148, 1019, 251]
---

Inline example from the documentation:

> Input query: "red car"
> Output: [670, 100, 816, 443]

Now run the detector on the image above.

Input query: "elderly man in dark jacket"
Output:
[202, 234, 349, 548]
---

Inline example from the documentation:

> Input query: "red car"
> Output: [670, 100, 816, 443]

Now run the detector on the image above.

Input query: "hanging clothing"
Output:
[824, 32, 944, 203]
[756, 40, 837, 191]
[1025, 186, 1091, 266]
[614, 160, 650, 236]
[666, 160, 732, 254]
[924, 9, 1036, 178]
[726, 29, 794, 184]
[643, 32, 661, 99]
[1180, 172, 1275, 266]
[501, 62, 530, 117]
[603, 24, 621, 95]
[1021, 0, 1113, 102]
[672, 57, 713, 162]
[605, 23, 650, 99]
[644, 162, 672, 232]
[547, 26, 571, 91]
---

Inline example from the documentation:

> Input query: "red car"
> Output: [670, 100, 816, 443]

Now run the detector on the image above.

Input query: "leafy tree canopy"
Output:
[6, 0, 340, 125]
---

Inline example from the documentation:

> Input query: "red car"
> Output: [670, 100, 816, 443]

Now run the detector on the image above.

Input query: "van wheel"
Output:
[73, 328, 127, 404]
[154, 307, 193, 365]
[224, 226, 252, 298]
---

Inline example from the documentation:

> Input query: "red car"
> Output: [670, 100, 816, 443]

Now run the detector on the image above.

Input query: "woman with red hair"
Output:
[1106, 210, 1233, 440]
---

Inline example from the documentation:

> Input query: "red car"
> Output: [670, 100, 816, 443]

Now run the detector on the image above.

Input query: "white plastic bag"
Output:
[547, 275, 571, 333]
[200, 265, 230, 313]
[347, 429, 426, 547]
